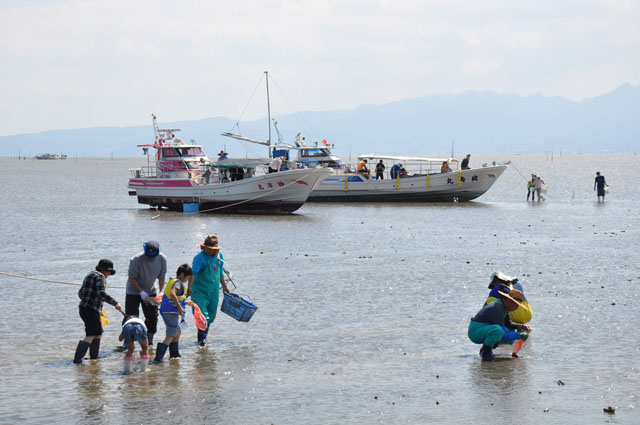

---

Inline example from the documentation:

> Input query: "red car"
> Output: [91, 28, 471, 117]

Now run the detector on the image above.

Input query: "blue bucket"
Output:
[183, 203, 199, 213]
[221, 292, 258, 322]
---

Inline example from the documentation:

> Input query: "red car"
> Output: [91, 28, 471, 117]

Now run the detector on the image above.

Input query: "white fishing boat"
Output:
[127, 115, 331, 214]
[221, 72, 506, 202]
[308, 154, 507, 202]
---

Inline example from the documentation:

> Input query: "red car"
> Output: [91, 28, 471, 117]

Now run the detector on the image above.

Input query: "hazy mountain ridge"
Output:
[2, 84, 638, 157]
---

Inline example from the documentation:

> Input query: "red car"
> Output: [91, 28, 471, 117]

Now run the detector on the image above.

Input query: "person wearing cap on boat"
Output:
[125, 240, 167, 346]
[268, 156, 285, 173]
[74, 259, 123, 364]
[217, 150, 228, 161]
[485, 271, 533, 325]
[190, 235, 230, 346]
[468, 287, 532, 361]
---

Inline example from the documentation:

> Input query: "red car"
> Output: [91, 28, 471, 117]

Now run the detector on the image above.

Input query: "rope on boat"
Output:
[0, 271, 126, 288]
[184, 170, 319, 214]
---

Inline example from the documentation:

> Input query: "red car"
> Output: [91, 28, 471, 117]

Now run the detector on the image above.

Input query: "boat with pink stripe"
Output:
[127, 115, 331, 214]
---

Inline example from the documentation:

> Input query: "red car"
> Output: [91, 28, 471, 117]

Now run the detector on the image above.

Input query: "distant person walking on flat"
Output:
[533, 174, 545, 201]
[461, 154, 471, 170]
[594, 171, 608, 202]
[375, 160, 385, 180]
[527, 174, 536, 201]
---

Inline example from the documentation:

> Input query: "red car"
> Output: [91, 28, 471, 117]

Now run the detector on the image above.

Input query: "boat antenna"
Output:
[451, 138, 454, 158]
[265, 71, 272, 157]
[152, 114, 159, 139]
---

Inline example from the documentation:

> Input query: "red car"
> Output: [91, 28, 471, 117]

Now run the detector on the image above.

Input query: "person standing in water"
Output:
[191, 235, 230, 346]
[125, 240, 167, 346]
[74, 259, 123, 364]
[594, 171, 608, 202]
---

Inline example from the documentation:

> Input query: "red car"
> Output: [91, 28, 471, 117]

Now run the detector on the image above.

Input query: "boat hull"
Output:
[128, 168, 332, 214]
[309, 165, 507, 202]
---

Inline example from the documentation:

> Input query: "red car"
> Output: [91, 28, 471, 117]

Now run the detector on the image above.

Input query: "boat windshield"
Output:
[162, 147, 205, 158]
[301, 148, 331, 158]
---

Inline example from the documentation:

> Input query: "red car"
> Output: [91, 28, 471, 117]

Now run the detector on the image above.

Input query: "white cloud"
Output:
[1, 0, 639, 134]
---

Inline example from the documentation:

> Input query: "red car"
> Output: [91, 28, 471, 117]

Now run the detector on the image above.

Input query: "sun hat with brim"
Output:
[218, 150, 228, 156]
[498, 289, 529, 311]
[96, 259, 116, 275]
[200, 234, 221, 250]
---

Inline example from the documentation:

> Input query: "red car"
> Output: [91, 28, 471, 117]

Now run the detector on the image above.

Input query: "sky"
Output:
[1, 0, 639, 136]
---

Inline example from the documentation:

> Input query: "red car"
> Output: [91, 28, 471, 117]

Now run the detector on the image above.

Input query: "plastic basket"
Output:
[221, 292, 258, 322]
[183, 203, 199, 213]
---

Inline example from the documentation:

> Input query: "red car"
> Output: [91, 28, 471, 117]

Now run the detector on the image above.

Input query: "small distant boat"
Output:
[127, 115, 331, 214]
[35, 153, 67, 160]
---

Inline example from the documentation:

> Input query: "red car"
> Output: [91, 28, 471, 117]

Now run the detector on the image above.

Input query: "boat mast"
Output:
[265, 71, 272, 158]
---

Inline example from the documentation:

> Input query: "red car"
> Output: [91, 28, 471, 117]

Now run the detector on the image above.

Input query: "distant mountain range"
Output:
[2, 83, 639, 157]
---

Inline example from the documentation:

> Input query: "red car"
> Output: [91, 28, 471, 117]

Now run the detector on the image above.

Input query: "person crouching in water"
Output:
[74, 259, 123, 364]
[119, 315, 149, 373]
[485, 272, 533, 325]
[155, 264, 195, 362]
[468, 288, 531, 361]
[191, 235, 230, 346]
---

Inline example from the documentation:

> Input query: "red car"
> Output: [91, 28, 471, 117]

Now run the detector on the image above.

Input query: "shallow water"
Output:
[0, 154, 639, 424]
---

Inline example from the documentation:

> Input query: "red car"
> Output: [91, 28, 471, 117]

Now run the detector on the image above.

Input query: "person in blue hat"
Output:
[125, 240, 167, 346]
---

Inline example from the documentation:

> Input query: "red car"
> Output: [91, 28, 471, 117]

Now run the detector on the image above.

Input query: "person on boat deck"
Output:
[155, 263, 195, 362]
[527, 174, 536, 201]
[375, 160, 385, 180]
[268, 156, 284, 173]
[485, 272, 533, 325]
[594, 171, 608, 202]
[533, 174, 545, 201]
[74, 259, 123, 364]
[461, 154, 471, 170]
[468, 288, 531, 361]
[125, 240, 167, 347]
[390, 163, 402, 179]
[191, 235, 230, 346]
[217, 150, 228, 161]
[357, 159, 370, 178]
[119, 315, 149, 373]
[440, 161, 452, 173]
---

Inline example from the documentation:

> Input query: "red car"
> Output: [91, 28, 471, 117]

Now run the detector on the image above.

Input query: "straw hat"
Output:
[498, 289, 529, 311]
[200, 234, 221, 250]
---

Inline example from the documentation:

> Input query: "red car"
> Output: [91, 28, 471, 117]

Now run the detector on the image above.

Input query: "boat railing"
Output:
[128, 166, 157, 178]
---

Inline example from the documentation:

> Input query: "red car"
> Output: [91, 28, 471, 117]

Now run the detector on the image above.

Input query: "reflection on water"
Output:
[1, 155, 640, 423]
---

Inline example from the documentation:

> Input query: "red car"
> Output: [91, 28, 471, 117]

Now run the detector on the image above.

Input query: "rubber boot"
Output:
[89, 338, 101, 360]
[147, 332, 155, 346]
[140, 355, 149, 372]
[123, 356, 133, 374]
[169, 342, 181, 359]
[479, 344, 494, 361]
[197, 329, 208, 346]
[154, 343, 168, 363]
[73, 340, 91, 364]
